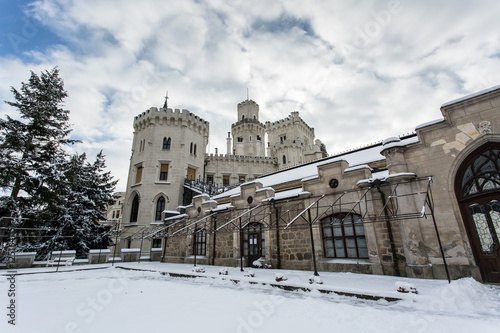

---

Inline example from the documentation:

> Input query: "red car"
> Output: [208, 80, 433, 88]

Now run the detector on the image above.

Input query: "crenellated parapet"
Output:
[133, 107, 210, 134]
[205, 153, 276, 165]
[265, 111, 315, 136]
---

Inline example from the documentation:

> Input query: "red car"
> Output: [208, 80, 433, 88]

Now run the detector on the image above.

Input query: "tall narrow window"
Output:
[135, 166, 143, 184]
[194, 229, 207, 255]
[282, 155, 287, 164]
[160, 163, 169, 181]
[155, 197, 165, 221]
[322, 213, 367, 258]
[130, 195, 139, 223]
[190, 142, 193, 154]
[194, 144, 197, 156]
[223, 175, 229, 187]
[162, 137, 171, 150]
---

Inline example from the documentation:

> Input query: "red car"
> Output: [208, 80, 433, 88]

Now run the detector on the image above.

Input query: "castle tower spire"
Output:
[163, 91, 169, 109]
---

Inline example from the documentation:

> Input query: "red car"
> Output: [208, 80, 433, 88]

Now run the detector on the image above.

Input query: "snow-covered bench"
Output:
[121, 248, 141, 262]
[88, 249, 110, 264]
[47, 250, 76, 266]
[12, 252, 37, 268]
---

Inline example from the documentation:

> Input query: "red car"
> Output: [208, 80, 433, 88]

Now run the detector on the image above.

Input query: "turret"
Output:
[231, 99, 266, 156]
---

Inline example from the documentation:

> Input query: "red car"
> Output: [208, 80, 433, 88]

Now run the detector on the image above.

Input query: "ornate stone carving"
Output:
[478, 120, 492, 135]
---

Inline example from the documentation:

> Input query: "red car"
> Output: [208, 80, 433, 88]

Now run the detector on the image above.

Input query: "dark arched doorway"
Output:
[455, 143, 500, 282]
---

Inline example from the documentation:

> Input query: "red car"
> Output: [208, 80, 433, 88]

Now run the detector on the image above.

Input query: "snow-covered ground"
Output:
[1, 262, 499, 333]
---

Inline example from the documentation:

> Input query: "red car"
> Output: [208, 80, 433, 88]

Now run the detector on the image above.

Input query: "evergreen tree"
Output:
[0, 68, 78, 213]
[30, 152, 117, 258]
[1, 68, 117, 259]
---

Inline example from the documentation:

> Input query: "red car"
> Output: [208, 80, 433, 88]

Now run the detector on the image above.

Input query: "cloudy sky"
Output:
[1, 0, 499, 191]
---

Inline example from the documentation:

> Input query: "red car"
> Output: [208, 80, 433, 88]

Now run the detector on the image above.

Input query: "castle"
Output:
[119, 87, 500, 283]
[120, 99, 326, 250]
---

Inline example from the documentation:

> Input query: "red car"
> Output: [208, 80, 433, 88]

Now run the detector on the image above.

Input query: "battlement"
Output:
[237, 99, 259, 109]
[133, 107, 209, 132]
[231, 118, 266, 128]
[205, 153, 276, 164]
[265, 111, 315, 134]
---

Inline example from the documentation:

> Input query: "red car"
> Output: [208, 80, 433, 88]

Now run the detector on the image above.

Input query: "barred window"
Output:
[152, 238, 162, 248]
[193, 229, 206, 255]
[322, 213, 368, 258]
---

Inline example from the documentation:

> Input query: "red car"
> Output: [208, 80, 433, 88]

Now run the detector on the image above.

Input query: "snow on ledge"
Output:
[441, 84, 500, 108]
[51, 250, 76, 255]
[301, 175, 318, 182]
[385, 172, 417, 181]
[165, 213, 188, 221]
[357, 171, 415, 186]
[121, 248, 141, 253]
[322, 258, 372, 265]
[415, 118, 445, 130]
[256, 187, 275, 193]
[344, 164, 372, 173]
[89, 249, 110, 254]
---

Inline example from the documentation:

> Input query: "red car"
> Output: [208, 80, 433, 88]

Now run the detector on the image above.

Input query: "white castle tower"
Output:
[266, 111, 326, 168]
[231, 99, 266, 156]
[122, 101, 209, 250]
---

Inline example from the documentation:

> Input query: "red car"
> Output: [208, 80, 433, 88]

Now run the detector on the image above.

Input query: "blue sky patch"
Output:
[251, 15, 315, 36]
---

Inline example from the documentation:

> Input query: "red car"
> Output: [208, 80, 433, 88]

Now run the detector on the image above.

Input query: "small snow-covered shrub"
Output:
[219, 268, 229, 275]
[395, 281, 418, 294]
[252, 259, 263, 268]
[244, 269, 255, 277]
[192, 266, 205, 273]
[309, 275, 323, 284]
[275, 273, 287, 282]
[264, 264, 272, 269]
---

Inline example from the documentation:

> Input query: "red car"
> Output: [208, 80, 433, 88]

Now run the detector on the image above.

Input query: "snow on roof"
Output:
[211, 134, 418, 201]
[415, 118, 446, 130]
[441, 85, 500, 108]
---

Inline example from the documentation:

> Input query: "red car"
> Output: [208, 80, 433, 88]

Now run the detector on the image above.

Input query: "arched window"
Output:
[155, 197, 165, 221]
[162, 137, 171, 150]
[193, 228, 207, 255]
[456, 144, 500, 282]
[242, 115, 245, 121]
[322, 213, 368, 258]
[130, 194, 140, 223]
[282, 155, 287, 165]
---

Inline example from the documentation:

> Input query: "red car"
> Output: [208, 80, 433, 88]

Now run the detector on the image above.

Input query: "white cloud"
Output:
[1, 0, 499, 191]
